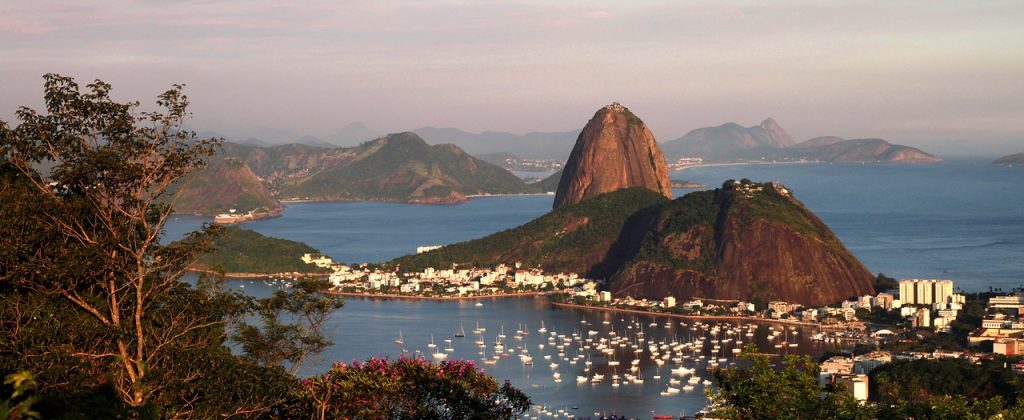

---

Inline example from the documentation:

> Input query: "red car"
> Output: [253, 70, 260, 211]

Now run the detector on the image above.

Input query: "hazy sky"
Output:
[2, 1, 1022, 155]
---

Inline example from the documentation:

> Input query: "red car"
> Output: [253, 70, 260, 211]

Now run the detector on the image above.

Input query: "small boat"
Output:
[454, 323, 466, 338]
[394, 330, 404, 345]
[475, 302, 483, 307]
[538, 320, 548, 334]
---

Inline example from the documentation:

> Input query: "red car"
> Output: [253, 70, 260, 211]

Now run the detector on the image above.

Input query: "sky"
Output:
[1, 0, 1022, 156]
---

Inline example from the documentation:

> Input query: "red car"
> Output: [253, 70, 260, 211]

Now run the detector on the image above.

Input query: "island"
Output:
[186, 227, 332, 277]
[994, 153, 1024, 166]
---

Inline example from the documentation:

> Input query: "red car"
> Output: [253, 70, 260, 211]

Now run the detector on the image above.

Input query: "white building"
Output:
[900, 279, 954, 306]
[663, 296, 676, 308]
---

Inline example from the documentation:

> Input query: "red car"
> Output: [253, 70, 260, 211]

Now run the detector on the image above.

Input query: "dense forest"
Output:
[190, 227, 331, 274]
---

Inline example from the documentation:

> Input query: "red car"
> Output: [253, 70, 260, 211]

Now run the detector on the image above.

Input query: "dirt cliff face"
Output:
[553, 103, 672, 209]
[607, 182, 875, 307]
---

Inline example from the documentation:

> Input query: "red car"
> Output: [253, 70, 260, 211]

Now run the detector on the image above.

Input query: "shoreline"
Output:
[329, 290, 548, 301]
[186, 266, 330, 279]
[549, 301, 818, 327]
[672, 160, 819, 173]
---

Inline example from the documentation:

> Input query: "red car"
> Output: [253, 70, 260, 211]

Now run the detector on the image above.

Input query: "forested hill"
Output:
[188, 227, 331, 275]
[213, 132, 538, 204]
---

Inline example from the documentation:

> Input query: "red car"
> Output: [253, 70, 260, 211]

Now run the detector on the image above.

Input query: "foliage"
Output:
[391, 187, 670, 274]
[874, 273, 899, 292]
[1, 371, 40, 420]
[233, 278, 345, 375]
[191, 226, 332, 274]
[870, 358, 1024, 407]
[708, 344, 870, 419]
[301, 356, 530, 419]
[712, 345, 1024, 419]
[278, 132, 538, 200]
[0, 75, 306, 417]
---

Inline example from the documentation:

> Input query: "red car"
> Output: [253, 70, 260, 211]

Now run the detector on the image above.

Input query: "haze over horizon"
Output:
[2, 1, 1022, 156]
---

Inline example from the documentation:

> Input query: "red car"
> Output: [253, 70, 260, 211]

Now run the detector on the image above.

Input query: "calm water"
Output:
[233, 280, 834, 418]
[165, 159, 1024, 415]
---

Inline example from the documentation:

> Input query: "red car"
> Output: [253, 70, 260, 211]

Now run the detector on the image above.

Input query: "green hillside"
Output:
[191, 227, 331, 274]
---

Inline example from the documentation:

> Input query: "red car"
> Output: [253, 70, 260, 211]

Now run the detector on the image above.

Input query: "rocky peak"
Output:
[553, 103, 672, 209]
[757, 118, 795, 147]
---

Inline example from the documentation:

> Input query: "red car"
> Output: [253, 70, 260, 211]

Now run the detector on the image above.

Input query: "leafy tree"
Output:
[233, 278, 345, 375]
[708, 344, 870, 419]
[0, 74, 284, 415]
[301, 356, 530, 419]
[1, 371, 40, 420]
[874, 273, 899, 292]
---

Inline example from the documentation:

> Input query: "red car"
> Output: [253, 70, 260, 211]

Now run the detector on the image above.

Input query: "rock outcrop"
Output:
[553, 103, 671, 209]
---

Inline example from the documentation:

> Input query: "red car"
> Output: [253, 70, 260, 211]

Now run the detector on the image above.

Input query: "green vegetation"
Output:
[870, 358, 1024, 412]
[391, 187, 670, 274]
[712, 346, 1024, 419]
[874, 273, 899, 292]
[190, 226, 331, 274]
[280, 132, 538, 201]
[627, 190, 719, 275]
[302, 357, 530, 419]
[174, 156, 282, 215]
[0, 75, 529, 418]
[709, 345, 867, 419]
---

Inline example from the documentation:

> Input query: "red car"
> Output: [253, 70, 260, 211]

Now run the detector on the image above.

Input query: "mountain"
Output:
[413, 127, 579, 160]
[534, 169, 562, 192]
[175, 157, 283, 216]
[606, 180, 874, 307]
[661, 118, 794, 161]
[217, 132, 537, 204]
[553, 103, 672, 209]
[325, 122, 379, 147]
[786, 138, 941, 163]
[394, 181, 874, 307]
[660, 119, 941, 164]
[994, 153, 1024, 166]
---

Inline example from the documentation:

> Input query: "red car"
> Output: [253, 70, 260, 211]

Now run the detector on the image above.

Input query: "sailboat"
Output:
[454, 322, 466, 338]
[394, 330, 404, 345]
[538, 320, 548, 334]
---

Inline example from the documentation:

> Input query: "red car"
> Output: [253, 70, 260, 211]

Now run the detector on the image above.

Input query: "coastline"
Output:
[672, 160, 818, 173]
[186, 266, 330, 279]
[549, 301, 818, 327]
[330, 290, 547, 301]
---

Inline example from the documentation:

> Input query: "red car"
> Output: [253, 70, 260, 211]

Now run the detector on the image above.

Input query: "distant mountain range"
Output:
[994, 153, 1024, 166]
[411, 127, 579, 160]
[661, 119, 941, 164]
[175, 133, 538, 215]
[197, 118, 941, 165]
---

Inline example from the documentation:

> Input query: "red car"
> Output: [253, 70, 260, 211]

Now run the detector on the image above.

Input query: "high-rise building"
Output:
[900, 279, 956, 306]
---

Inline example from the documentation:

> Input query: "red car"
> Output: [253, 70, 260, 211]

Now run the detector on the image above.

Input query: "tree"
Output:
[301, 356, 530, 419]
[0, 74, 269, 414]
[232, 277, 345, 375]
[708, 344, 870, 419]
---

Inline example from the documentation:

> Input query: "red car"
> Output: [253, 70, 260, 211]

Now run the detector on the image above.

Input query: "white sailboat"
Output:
[394, 330, 404, 345]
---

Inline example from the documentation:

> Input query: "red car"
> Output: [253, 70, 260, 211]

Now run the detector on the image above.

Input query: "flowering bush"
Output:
[302, 355, 530, 419]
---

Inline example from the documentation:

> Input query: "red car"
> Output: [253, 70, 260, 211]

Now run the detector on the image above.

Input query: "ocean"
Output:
[164, 158, 1024, 416]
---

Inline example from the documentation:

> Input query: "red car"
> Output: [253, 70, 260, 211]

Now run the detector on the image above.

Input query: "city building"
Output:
[663, 296, 676, 308]
[899, 279, 954, 306]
